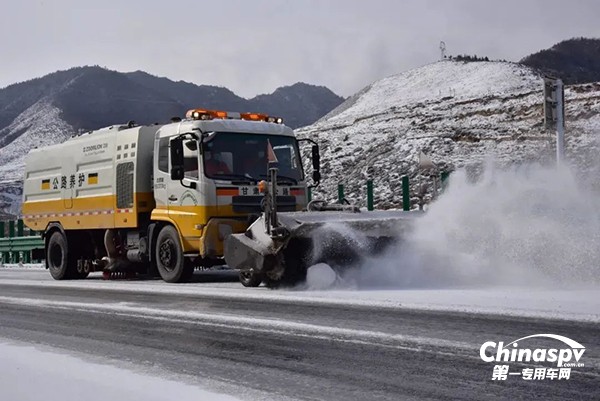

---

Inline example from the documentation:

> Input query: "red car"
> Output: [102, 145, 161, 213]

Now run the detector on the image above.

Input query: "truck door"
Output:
[166, 137, 200, 210]
[153, 137, 170, 211]
[154, 136, 200, 210]
[161, 136, 201, 250]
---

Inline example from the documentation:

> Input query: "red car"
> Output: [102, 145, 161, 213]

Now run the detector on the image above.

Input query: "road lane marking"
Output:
[0, 295, 476, 357]
[0, 278, 598, 323]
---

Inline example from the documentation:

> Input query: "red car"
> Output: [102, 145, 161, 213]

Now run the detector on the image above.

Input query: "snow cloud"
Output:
[341, 162, 600, 290]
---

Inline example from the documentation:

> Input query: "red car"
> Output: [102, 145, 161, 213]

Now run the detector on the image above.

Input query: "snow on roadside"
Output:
[0, 272, 597, 323]
[0, 263, 45, 269]
[0, 340, 242, 401]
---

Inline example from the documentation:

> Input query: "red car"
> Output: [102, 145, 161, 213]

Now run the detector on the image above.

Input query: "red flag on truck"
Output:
[267, 140, 279, 165]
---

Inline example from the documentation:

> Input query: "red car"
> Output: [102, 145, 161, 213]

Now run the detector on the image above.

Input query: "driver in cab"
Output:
[204, 148, 231, 176]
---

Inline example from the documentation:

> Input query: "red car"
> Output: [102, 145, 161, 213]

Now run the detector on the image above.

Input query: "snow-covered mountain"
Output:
[521, 37, 600, 85]
[0, 102, 74, 218]
[2, 60, 600, 217]
[0, 67, 344, 218]
[297, 60, 600, 209]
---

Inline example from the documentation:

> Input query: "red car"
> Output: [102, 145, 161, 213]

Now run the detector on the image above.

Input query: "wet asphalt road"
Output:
[0, 269, 598, 400]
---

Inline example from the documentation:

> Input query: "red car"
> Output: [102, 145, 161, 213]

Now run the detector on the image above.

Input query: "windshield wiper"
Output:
[211, 173, 258, 184]
[258, 173, 298, 185]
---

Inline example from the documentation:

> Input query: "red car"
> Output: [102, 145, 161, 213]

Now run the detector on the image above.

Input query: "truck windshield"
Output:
[203, 132, 304, 182]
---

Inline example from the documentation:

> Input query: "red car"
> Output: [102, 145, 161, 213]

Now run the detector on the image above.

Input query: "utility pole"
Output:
[555, 80, 565, 164]
[543, 77, 565, 165]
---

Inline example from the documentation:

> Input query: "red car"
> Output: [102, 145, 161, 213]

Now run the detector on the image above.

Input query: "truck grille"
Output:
[232, 196, 296, 213]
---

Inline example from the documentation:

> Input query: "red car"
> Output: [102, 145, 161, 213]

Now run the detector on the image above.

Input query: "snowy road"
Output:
[0, 268, 598, 400]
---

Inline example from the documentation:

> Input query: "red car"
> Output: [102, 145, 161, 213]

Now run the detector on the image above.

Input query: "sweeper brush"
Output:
[224, 169, 418, 287]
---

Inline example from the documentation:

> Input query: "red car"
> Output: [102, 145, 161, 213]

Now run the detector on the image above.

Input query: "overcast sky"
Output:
[2, 0, 599, 98]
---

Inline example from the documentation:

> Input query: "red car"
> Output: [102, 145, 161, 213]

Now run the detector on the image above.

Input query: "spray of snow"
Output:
[304, 222, 371, 290]
[306, 163, 600, 290]
[305, 263, 338, 289]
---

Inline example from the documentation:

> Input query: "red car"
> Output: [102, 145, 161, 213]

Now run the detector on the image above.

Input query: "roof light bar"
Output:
[267, 116, 284, 124]
[240, 112, 268, 121]
[185, 108, 283, 124]
[186, 109, 228, 120]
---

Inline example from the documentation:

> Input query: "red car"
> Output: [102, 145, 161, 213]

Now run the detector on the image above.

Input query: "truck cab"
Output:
[150, 109, 309, 281]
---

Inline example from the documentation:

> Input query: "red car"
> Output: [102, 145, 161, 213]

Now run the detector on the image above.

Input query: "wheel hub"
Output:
[159, 240, 176, 272]
[50, 243, 63, 268]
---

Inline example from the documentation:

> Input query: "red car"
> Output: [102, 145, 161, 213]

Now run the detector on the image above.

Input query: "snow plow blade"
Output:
[224, 209, 418, 287]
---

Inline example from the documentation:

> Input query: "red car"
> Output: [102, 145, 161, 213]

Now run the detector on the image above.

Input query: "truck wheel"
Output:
[239, 270, 263, 287]
[155, 225, 190, 283]
[47, 231, 72, 280]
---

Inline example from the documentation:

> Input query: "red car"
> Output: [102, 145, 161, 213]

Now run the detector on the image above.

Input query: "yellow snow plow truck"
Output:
[22, 108, 415, 287]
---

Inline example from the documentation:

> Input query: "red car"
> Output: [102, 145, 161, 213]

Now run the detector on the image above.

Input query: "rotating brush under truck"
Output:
[22, 108, 414, 287]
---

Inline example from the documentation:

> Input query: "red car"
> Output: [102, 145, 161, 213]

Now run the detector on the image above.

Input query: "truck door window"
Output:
[158, 137, 169, 173]
[183, 139, 199, 179]
[273, 144, 297, 170]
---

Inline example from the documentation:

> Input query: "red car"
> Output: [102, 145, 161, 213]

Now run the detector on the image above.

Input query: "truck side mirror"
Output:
[311, 145, 320, 171]
[311, 145, 321, 185]
[298, 139, 322, 188]
[170, 138, 185, 181]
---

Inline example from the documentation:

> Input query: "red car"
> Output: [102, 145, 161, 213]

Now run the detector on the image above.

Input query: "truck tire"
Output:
[239, 270, 263, 287]
[155, 225, 192, 283]
[47, 231, 74, 280]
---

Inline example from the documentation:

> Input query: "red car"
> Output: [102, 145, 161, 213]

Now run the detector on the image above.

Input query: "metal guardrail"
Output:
[334, 173, 450, 212]
[0, 236, 44, 252]
[0, 236, 44, 263]
[0, 220, 44, 264]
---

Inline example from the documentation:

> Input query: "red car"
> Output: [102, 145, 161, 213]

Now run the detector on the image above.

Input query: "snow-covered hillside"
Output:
[0, 101, 74, 217]
[0, 101, 74, 182]
[1, 60, 600, 216]
[298, 61, 600, 209]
